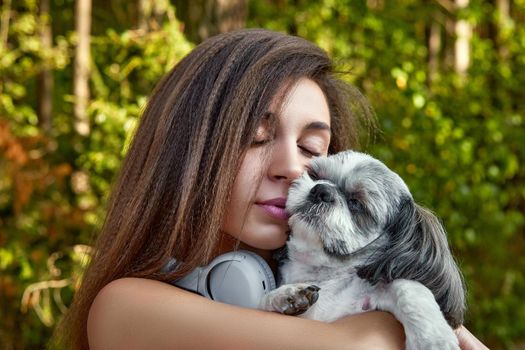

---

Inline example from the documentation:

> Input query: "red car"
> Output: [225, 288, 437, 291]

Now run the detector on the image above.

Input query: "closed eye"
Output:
[306, 167, 320, 180]
[252, 139, 271, 146]
[299, 145, 321, 158]
[347, 198, 365, 212]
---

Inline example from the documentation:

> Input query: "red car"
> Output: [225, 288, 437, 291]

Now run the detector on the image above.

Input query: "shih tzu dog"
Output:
[260, 150, 465, 350]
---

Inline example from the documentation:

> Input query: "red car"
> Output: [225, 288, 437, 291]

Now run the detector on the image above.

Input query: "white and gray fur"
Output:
[260, 150, 466, 350]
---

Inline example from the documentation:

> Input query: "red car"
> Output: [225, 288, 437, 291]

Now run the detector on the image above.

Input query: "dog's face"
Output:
[286, 150, 412, 265]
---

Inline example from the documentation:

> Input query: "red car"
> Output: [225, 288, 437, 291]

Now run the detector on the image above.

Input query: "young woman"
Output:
[52, 29, 487, 350]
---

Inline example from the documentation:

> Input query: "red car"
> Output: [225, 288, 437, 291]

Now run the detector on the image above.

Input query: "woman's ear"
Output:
[357, 197, 465, 328]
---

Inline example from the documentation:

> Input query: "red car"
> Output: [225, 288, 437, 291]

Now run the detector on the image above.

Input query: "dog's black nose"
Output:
[309, 184, 335, 203]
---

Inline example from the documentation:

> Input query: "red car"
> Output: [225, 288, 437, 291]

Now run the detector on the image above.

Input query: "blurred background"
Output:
[0, 0, 524, 349]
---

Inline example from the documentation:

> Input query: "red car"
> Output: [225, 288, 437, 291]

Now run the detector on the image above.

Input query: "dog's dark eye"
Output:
[307, 168, 320, 181]
[347, 198, 364, 212]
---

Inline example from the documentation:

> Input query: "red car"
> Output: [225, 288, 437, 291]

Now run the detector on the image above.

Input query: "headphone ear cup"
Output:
[241, 250, 276, 291]
[204, 250, 276, 309]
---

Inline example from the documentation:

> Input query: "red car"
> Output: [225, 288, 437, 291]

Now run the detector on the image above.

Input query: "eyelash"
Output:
[307, 167, 320, 180]
[299, 146, 321, 158]
[252, 139, 271, 146]
[252, 140, 321, 158]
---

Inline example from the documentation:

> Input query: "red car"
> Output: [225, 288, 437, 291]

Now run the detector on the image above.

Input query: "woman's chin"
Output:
[240, 232, 288, 251]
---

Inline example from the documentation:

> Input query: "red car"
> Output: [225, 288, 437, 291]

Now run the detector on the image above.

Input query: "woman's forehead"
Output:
[271, 78, 331, 130]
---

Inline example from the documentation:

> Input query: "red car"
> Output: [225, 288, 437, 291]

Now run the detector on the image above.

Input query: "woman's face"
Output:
[221, 78, 332, 250]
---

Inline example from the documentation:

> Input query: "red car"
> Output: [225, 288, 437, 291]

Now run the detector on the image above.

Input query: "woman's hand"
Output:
[456, 325, 490, 350]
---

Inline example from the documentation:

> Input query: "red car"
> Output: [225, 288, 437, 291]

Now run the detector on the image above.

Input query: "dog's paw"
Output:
[263, 283, 320, 316]
[281, 284, 320, 316]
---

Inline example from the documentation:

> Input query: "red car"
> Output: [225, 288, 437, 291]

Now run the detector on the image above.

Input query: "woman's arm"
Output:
[88, 277, 405, 350]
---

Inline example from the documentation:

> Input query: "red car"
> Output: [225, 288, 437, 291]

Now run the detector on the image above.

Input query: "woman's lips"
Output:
[257, 197, 289, 220]
[258, 204, 289, 220]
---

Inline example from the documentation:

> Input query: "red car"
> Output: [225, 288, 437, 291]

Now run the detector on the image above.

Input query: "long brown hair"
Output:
[51, 28, 375, 350]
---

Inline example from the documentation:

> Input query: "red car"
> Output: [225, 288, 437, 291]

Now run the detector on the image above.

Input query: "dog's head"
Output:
[286, 150, 465, 328]
[286, 151, 410, 262]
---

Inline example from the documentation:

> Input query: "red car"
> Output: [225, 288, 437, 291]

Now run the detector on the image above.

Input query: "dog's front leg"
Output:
[372, 279, 459, 350]
[259, 283, 320, 316]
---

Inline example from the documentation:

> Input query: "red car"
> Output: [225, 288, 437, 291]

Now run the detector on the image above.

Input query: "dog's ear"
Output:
[357, 196, 466, 328]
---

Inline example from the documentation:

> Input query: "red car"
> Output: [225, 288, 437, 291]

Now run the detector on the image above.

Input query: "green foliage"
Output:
[249, 1, 525, 348]
[0, 1, 191, 348]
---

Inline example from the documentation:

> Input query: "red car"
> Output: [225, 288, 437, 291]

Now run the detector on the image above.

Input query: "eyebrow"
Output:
[264, 112, 331, 133]
[304, 121, 331, 133]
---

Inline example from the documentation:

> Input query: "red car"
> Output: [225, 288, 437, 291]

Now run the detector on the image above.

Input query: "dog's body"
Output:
[260, 151, 465, 350]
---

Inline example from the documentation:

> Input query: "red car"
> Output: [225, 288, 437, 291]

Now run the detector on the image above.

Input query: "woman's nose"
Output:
[268, 141, 305, 183]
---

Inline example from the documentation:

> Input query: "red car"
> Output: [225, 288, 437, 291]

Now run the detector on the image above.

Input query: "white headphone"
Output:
[165, 250, 276, 309]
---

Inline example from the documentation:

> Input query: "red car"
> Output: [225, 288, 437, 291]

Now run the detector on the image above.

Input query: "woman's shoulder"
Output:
[88, 277, 156, 329]
[87, 277, 191, 349]
[89, 277, 179, 320]
[92, 276, 175, 302]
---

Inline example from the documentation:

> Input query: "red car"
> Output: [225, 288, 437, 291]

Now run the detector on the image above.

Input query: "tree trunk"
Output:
[173, 0, 247, 43]
[428, 19, 441, 85]
[454, 0, 471, 77]
[0, 0, 12, 97]
[0, 0, 10, 47]
[137, 0, 151, 31]
[74, 0, 92, 136]
[138, 0, 167, 32]
[37, 0, 53, 133]
[496, 0, 510, 60]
